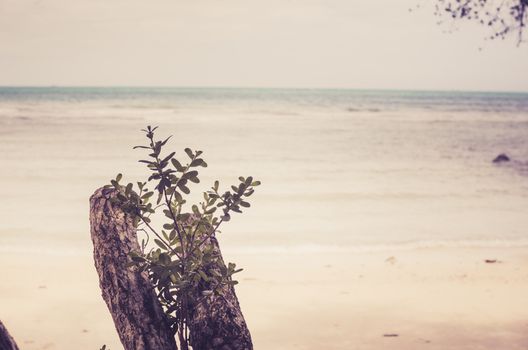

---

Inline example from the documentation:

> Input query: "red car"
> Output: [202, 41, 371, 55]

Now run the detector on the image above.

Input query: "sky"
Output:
[0, 0, 527, 91]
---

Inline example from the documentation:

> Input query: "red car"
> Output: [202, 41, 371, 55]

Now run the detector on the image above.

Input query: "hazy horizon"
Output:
[1, 86, 528, 94]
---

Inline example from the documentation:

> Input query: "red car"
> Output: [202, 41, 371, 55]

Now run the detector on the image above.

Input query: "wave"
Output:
[346, 107, 382, 113]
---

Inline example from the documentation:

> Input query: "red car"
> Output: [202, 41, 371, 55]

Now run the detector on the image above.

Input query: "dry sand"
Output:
[1, 244, 527, 350]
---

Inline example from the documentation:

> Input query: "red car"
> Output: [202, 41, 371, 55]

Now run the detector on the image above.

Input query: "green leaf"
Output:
[159, 253, 171, 265]
[165, 187, 175, 196]
[198, 270, 209, 281]
[244, 176, 253, 185]
[191, 159, 207, 167]
[154, 239, 168, 250]
[171, 159, 185, 172]
[116, 173, 123, 182]
[161, 152, 176, 164]
[179, 184, 190, 194]
[184, 170, 199, 179]
[205, 207, 217, 215]
[238, 183, 247, 194]
[173, 191, 183, 202]
[160, 135, 172, 146]
[184, 148, 194, 159]
[141, 191, 154, 200]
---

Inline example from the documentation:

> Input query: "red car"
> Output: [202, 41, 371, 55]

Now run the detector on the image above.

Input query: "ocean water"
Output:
[0, 87, 527, 254]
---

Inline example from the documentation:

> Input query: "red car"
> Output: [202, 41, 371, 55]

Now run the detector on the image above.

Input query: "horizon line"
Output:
[0, 85, 527, 95]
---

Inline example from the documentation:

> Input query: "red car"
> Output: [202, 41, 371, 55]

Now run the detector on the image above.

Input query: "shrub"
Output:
[106, 126, 260, 348]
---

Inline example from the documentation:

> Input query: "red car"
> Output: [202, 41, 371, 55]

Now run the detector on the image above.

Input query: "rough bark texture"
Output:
[0, 320, 19, 350]
[187, 220, 253, 350]
[89, 187, 177, 350]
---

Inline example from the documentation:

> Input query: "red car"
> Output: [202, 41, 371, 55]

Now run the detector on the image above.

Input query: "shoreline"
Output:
[2, 228, 528, 256]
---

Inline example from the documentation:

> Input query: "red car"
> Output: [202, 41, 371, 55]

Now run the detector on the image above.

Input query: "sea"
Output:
[1, 87, 527, 255]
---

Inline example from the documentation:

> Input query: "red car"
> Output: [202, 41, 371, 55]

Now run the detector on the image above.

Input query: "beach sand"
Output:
[1, 245, 527, 350]
[1, 88, 528, 349]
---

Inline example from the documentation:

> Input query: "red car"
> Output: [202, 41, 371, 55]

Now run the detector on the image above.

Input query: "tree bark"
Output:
[187, 217, 253, 350]
[90, 187, 253, 350]
[0, 320, 19, 350]
[89, 188, 177, 350]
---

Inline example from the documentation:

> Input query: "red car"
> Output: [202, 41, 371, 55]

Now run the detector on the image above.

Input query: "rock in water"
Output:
[493, 154, 510, 163]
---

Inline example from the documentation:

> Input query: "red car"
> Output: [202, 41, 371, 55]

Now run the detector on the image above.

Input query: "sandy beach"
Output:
[1, 245, 527, 350]
[2, 0, 528, 346]
[1, 88, 528, 349]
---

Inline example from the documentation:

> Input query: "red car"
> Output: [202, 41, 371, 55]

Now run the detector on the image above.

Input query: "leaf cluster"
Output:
[105, 126, 260, 349]
[435, 0, 527, 44]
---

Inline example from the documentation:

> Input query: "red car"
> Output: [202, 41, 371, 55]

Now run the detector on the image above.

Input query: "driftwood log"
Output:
[0, 320, 19, 350]
[90, 187, 253, 350]
[89, 188, 177, 350]
[187, 216, 253, 350]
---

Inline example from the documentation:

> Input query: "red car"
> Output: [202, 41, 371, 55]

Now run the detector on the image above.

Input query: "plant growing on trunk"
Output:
[106, 126, 260, 349]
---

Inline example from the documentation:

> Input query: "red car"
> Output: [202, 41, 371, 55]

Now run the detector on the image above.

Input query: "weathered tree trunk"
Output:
[187, 219, 253, 350]
[89, 188, 177, 350]
[0, 320, 19, 350]
[90, 187, 253, 350]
